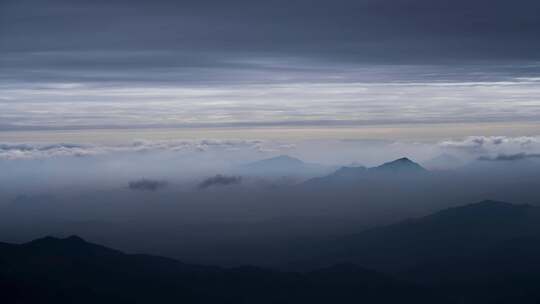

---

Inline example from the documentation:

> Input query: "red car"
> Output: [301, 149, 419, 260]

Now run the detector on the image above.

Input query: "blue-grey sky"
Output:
[1, 0, 540, 134]
[5, 1, 540, 273]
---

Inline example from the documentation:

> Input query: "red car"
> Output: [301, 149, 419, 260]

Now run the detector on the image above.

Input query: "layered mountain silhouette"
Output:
[0, 235, 435, 304]
[303, 157, 427, 186]
[370, 157, 427, 174]
[3, 200, 540, 303]
[283, 199, 540, 303]
[299, 200, 540, 270]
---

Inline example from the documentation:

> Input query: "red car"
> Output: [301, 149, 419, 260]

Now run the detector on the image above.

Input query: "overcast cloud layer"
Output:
[1, 0, 540, 131]
[2, 75, 540, 130]
[2, 0, 540, 61]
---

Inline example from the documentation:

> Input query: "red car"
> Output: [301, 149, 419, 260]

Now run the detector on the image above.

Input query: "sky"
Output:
[1, 0, 540, 138]
[3, 0, 540, 262]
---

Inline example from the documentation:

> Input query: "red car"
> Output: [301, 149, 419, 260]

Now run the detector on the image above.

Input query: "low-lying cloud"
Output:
[199, 175, 242, 189]
[439, 136, 540, 156]
[0, 140, 267, 160]
[2, 135, 540, 181]
[479, 153, 540, 161]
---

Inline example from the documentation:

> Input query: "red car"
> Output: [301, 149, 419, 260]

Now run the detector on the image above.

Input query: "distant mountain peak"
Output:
[301, 157, 427, 186]
[24, 235, 123, 257]
[383, 157, 416, 166]
[25, 235, 94, 250]
[262, 155, 303, 164]
[244, 155, 306, 168]
[370, 157, 426, 173]
[333, 157, 425, 177]
[29, 235, 86, 244]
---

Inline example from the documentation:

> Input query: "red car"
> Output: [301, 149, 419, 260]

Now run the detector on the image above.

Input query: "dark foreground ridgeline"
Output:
[2, 200, 540, 303]
[0, 236, 432, 304]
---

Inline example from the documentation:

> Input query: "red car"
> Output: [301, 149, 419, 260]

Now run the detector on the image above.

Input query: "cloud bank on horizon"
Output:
[2, 136, 540, 168]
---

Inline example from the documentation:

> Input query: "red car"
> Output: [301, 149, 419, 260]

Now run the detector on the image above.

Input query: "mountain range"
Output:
[0, 236, 434, 304]
[3, 199, 540, 303]
[295, 200, 540, 270]
[303, 157, 427, 187]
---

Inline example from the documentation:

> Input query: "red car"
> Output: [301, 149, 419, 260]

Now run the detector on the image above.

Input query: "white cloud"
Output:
[2, 136, 540, 169]
[0, 139, 268, 160]
[2, 64, 540, 130]
[439, 136, 540, 157]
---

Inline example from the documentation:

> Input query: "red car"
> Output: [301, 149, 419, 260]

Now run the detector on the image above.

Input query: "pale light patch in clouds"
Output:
[2, 76, 540, 130]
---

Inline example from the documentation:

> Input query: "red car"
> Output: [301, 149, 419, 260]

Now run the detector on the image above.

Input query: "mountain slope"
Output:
[0, 236, 436, 304]
[370, 157, 427, 174]
[285, 199, 540, 303]
[4, 200, 540, 303]
[298, 200, 540, 271]
[303, 157, 427, 187]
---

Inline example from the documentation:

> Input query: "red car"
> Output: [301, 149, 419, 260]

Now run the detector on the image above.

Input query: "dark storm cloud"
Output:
[199, 175, 242, 189]
[2, 0, 540, 130]
[1, 0, 540, 75]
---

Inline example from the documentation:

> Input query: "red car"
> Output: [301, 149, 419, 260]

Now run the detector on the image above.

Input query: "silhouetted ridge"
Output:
[65, 235, 86, 242]
[420, 200, 535, 230]
[26, 235, 79, 246]
[327, 166, 368, 180]
[27, 235, 94, 246]
[4, 200, 540, 303]
[24, 235, 123, 257]
[301, 199, 540, 275]
[268, 155, 304, 165]
[430, 200, 532, 218]
[302, 157, 426, 186]
[370, 157, 426, 174]
[0, 236, 435, 304]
